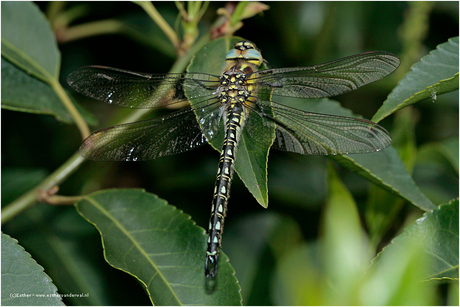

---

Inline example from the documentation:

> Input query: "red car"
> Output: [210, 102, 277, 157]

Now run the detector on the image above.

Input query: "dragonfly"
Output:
[67, 40, 400, 279]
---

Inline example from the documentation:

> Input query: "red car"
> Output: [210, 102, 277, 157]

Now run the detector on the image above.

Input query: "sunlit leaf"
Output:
[361, 230, 437, 305]
[272, 243, 324, 305]
[372, 199, 459, 281]
[322, 163, 372, 304]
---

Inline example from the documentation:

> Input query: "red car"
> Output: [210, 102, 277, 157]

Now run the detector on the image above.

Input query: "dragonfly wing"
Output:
[256, 51, 400, 99]
[67, 66, 220, 108]
[80, 101, 223, 161]
[247, 101, 391, 156]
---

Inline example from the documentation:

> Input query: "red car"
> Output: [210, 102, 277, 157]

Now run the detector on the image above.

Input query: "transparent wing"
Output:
[67, 66, 220, 109]
[255, 51, 400, 99]
[79, 98, 223, 161]
[245, 100, 391, 156]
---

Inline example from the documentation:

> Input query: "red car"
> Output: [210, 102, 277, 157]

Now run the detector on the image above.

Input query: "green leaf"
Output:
[333, 148, 435, 211]
[373, 199, 459, 281]
[4, 204, 117, 305]
[1, 232, 64, 306]
[187, 37, 273, 207]
[448, 281, 459, 305]
[1, 1, 60, 82]
[1, 3, 96, 126]
[361, 230, 437, 305]
[272, 243, 324, 305]
[323, 162, 371, 304]
[324, 162, 368, 267]
[373, 37, 459, 122]
[75, 189, 242, 306]
[1, 58, 97, 125]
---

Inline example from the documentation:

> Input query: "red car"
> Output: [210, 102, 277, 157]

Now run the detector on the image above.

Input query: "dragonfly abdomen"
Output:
[205, 103, 246, 279]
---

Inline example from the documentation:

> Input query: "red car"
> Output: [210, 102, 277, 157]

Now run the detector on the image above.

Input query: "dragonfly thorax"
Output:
[218, 65, 256, 107]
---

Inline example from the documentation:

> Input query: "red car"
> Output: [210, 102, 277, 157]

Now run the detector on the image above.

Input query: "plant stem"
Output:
[1, 153, 85, 224]
[397, 1, 434, 79]
[230, 2, 248, 26]
[45, 195, 85, 205]
[59, 19, 124, 43]
[134, 2, 181, 53]
[51, 79, 90, 139]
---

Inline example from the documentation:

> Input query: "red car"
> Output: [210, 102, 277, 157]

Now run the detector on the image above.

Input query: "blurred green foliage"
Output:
[2, 1, 458, 305]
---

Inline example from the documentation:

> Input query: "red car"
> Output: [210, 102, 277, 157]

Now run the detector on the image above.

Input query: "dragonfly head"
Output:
[225, 41, 263, 67]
